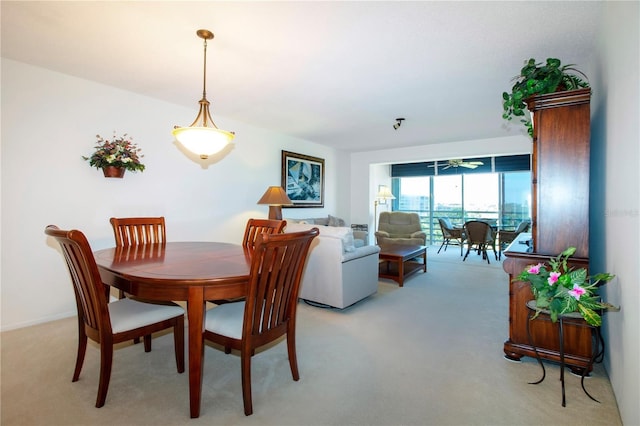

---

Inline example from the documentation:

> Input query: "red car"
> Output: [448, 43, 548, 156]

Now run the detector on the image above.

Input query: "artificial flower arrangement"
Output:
[83, 132, 145, 172]
[517, 247, 618, 327]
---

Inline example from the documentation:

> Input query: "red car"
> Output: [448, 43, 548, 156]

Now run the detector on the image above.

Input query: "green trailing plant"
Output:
[83, 132, 145, 172]
[516, 247, 618, 327]
[502, 58, 590, 138]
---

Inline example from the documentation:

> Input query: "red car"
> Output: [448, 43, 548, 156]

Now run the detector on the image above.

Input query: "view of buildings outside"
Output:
[394, 171, 531, 245]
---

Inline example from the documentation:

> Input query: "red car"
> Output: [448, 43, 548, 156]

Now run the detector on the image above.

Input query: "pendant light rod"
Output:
[197, 29, 212, 112]
[188, 29, 215, 129]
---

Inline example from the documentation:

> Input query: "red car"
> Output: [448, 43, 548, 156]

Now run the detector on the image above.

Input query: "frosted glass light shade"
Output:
[172, 126, 235, 159]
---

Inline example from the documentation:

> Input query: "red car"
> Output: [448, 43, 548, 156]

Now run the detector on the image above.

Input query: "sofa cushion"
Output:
[314, 217, 330, 226]
[290, 217, 329, 226]
[285, 222, 355, 253]
[285, 223, 321, 233]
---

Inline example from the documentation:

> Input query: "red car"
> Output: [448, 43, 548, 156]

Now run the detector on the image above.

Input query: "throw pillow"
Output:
[315, 217, 330, 226]
[328, 215, 345, 227]
[284, 223, 318, 233]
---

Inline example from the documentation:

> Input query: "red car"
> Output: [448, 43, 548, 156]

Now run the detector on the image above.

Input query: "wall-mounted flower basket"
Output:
[83, 132, 145, 177]
[102, 166, 125, 178]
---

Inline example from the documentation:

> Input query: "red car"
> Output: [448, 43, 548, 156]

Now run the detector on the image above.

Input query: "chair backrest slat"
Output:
[110, 217, 166, 247]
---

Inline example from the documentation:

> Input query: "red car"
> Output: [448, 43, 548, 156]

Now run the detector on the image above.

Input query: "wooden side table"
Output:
[525, 300, 603, 407]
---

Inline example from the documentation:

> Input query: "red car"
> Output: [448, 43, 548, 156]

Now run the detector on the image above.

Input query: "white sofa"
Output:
[284, 222, 381, 309]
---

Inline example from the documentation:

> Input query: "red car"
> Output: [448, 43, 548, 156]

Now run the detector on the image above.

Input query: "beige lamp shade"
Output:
[257, 186, 292, 220]
[376, 185, 396, 201]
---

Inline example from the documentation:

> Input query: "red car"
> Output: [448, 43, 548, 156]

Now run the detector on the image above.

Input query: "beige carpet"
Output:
[0, 247, 621, 425]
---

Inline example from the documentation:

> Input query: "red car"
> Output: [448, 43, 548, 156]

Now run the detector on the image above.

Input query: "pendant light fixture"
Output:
[173, 29, 235, 159]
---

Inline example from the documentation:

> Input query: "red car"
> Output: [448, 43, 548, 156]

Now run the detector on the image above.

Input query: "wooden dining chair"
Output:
[204, 227, 319, 415]
[110, 216, 170, 348]
[208, 218, 287, 307]
[44, 225, 184, 408]
[242, 218, 286, 249]
[463, 220, 498, 264]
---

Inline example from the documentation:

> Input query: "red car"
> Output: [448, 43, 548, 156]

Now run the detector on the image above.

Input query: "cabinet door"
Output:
[528, 88, 591, 258]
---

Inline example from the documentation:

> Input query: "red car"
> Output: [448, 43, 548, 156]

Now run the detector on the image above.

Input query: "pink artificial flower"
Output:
[528, 263, 544, 274]
[547, 271, 561, 285]
[568, 284, 587, 300]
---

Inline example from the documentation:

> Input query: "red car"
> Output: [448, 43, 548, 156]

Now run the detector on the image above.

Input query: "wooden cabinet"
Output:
[503, 88, 593, 371]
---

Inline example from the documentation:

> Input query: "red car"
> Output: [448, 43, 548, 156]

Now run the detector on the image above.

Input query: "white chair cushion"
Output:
[204, 301, 246, 340]
[108, 298, 184, 334]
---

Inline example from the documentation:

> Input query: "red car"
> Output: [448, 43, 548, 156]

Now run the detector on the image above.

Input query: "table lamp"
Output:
[257, 186, 292, 220]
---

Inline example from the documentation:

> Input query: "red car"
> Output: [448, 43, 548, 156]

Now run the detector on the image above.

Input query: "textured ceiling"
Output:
[1, 1, 601, 152]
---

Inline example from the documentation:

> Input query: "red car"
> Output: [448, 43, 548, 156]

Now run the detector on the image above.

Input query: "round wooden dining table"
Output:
[94, 241, 252, 418]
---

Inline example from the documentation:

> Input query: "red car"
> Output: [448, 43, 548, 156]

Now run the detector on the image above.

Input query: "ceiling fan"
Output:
[429, 159, 484, 170]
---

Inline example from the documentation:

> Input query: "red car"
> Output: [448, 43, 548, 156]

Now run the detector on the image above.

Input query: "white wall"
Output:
[591, 3, 640, 425]
[0, 59, 343, 330]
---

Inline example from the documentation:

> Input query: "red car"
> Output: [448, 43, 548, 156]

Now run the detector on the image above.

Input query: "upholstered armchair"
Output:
[375, 212, 426, 246]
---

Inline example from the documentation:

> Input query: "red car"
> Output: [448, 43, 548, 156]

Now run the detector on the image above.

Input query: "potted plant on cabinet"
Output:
[83, 132, 145, 178]
[502, 58, 590, 138]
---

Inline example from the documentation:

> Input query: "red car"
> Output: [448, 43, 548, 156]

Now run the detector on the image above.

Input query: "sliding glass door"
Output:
[393, 171, 530, 245]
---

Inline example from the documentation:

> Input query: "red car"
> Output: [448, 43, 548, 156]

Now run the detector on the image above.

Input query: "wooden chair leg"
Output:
[96, 342, 114, 408]
[73, 331, 87, 382]
[241, 351, 253, 416]
[287, 330, 300, 381]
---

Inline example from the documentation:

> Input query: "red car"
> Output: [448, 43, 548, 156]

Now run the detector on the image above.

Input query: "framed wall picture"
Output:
[281, 150, 324, 208]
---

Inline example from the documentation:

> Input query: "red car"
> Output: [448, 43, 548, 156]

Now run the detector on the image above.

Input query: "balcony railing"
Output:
[398, 209, 529, 246]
